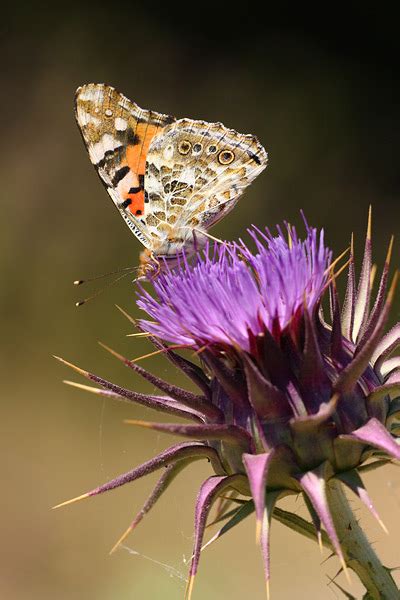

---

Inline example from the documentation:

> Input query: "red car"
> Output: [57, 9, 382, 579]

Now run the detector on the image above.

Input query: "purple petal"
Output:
[66, 374, 205, 421]
[372, 323, 400, 373]
[380, 356, 400, 379]
[137, 223, 331, 351]
[341, 236, 356, 341]
[204, 352, 247, 408]
[303, 493, 322, 546]
[298, 393, 338, 424]
[242, 353, 290, 421]
[356, 235, 393, 352]
[330, 283, 344, 360]
[186, 474, 245, 599]
[335, 470, 387, 533]
[102, 345, 220, 420]
[300, 308, 330, 392]
[87, 379, 192, 417]
[352, 209, 372, 342]
[125, 420, 252, 448]
[242, 452, 275, 528]
[334, 279, 394, 396]
[367, 371, 400, 404]
[348, 417, 400, 461]
[297, 463, 344, 564]
[135, 324, 212, 399]
[56, 355, 205, 420]
[260, 490, 282, 591]
[53, 442, 225, 509]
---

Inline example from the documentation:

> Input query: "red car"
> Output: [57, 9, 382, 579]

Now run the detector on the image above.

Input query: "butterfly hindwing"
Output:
[144, 118, 268, 236]
[75, 83, 175, 248]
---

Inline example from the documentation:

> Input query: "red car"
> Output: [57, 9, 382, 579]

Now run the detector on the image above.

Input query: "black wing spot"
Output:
[247, 150, 262, 165]
[127, 128, 140, 145]
[96, 146, 125, 169]
[111, 166, 130, 186]
[121, 198, 132, 209]
[128, 186, 142, 194]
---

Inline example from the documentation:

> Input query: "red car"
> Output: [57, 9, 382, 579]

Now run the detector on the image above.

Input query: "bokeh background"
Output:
[2, 6, 400, 599]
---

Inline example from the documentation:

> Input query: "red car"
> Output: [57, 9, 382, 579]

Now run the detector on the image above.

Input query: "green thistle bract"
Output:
[55, 211, 400, 598]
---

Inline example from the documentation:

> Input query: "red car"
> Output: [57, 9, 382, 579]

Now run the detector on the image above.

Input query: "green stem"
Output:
[327, 479, 399, 600]
[273, 480, 399, 599]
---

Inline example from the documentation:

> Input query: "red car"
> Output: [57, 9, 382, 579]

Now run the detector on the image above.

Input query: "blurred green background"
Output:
[2, 5, 400, 599]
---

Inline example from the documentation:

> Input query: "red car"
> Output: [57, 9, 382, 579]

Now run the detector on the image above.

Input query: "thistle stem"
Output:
[326, 479, 399, 599]
[274, 481, 399, 599]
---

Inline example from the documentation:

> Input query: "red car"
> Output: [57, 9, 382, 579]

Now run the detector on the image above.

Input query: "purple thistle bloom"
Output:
[55, 211, 400, 598]
[137, 222, 331, 351]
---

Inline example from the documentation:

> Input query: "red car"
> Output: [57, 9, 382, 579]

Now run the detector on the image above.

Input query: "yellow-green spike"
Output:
[126, 332, 153, 337]
[52, 491, 91, 509]
[124, 419, 157, 429]
[327, 258, 352, 287]
[340, 555, 351, 585]
[63, 380, 104, 394]
[109, 524, 135, 555]
[185, 574, 195, 600]
[367, 204, 372, 241]
[325, 246, 350, 277]
[115, 304, 137, 326]
[98, 341, 125, 361]
[385, 235, 395, 266]
[317, 530, 323, 554]
[255, 518, 262, 546]
[387, 270, 399, 305]
[53, 355, 89, 378]
[130, 348, 170, 362]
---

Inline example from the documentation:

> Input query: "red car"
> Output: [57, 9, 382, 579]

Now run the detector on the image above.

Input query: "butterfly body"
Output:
[75, 83, 268, 275]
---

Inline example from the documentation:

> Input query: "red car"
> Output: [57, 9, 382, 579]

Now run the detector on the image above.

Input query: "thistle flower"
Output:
[55, 210, 400, 598]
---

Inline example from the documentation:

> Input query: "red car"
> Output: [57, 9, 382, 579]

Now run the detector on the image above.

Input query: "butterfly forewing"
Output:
[144, 119, 268, 235]
[75, 83, 175, 247]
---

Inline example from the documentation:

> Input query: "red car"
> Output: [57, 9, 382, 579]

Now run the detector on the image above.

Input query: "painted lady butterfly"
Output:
[75, 83, 268, 276]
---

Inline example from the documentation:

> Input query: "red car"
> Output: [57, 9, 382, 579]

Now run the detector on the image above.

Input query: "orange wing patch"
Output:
[126, 122, 159, 174]
[126, 189, 145, 216]
[122, 123, 161, 217]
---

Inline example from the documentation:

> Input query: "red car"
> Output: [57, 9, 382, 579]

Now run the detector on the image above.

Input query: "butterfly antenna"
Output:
[75, 269, 138, 307]
[73, 265, 136, 286]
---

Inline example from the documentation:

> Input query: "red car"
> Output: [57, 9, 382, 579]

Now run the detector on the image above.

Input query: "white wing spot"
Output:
[89, 133, 121, 162]
[78, 88, 104, 102]
[105, 108, 113, 117]
[163, 144, 174, 161]
[115, 117, 128, 131]
[80, 110, 101, 126]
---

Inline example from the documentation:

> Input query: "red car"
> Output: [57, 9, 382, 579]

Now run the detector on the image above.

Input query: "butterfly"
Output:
[75, 83, 268, 277]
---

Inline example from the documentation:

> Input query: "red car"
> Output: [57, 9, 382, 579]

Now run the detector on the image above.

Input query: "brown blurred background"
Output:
[1, 5, 400, 599]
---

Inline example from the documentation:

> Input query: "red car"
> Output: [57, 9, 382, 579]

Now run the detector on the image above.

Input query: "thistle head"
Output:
[56, 210, 400, 597]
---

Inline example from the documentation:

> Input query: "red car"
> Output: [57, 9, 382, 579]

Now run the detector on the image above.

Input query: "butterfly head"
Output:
[138, 227, 208, 278]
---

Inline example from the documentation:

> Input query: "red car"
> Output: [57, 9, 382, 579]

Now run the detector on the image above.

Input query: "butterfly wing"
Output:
[144, 118, 268, 236]
[75, 83, 175, 248]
